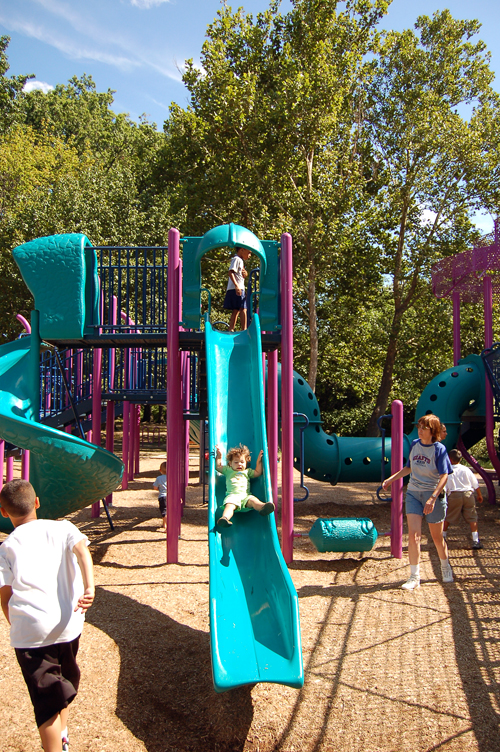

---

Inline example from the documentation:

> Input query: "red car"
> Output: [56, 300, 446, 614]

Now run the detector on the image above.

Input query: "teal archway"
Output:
[182, 223, 279, 331]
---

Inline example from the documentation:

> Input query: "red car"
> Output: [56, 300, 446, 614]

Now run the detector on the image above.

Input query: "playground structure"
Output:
[0, 222, 499, 691]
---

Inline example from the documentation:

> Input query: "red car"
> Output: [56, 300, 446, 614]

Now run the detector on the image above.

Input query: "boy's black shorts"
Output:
[15, 636, 81, 727]
[223, 289, 247, 311]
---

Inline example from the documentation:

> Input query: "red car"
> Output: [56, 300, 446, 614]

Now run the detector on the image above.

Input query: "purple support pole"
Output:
[483, 276, 500, 482]
[135, 404, 140, 475]
[6, 455, 14, 482]
[91, 346, 103, 518]
[0, 440, 4, 490]
[452, 291, 461, 366]
[128, 403, 135, 481]
[122, 401, 129, 490]
[281, 233, 294, 564]
[457, 436, 496, 505]
[267, 349, 279, 515]
[16, 315, 31, 472]
[105, 401, 115, 506]
[21, 450, 30, 481]
[182, 351, 190, 497]
[178, 260, 187, 517]
[390, 400, 404, 559]
[262, 353, 266, 403]
[16, 314, 31, 333]
[167, 228, 182, 562]
[105, 295, 118, 506]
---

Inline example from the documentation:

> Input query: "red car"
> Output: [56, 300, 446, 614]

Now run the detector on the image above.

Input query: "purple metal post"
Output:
[128, 403, 135, 481]
[16, 314, 31, 472]
[483, 276, 500, 480]
[105, 401, 115, 506]
[21, 450, 30, 481]
[134, 404, 140, 475]
[390, 400, 403, 558]
[262, 353, 266, 403]
[267, 348, 279, 516]
[167, 228, 182, 563]
[91, 345, 103, 518]
[182, 351, 190, 498]
[452, 291, 461, 366]
[281, 233, 294, 564]
[0, 440, 4, 490]
[6, 455, 14, 482]
[105, 295, 117, 506]
[16, 314, 31, 333]
[121, 401, 129, 490]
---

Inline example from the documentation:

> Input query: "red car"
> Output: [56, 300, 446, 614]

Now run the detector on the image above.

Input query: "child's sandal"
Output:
[217, 517, 232, 528]
[259, 502, 275, 516]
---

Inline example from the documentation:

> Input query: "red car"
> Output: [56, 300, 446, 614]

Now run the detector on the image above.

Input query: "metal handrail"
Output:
[376, 413, 392, 502]
[293, 412, 309, 502]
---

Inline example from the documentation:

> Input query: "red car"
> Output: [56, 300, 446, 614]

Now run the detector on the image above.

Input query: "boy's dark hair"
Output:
[226, 444, 251, 464]
[0, 479, 36, 517]
[449, 449, 463, 463]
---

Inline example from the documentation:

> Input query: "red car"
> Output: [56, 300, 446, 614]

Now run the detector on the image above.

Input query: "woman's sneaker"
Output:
[441, 561, 454, 583]
[401, 575, 420, 590]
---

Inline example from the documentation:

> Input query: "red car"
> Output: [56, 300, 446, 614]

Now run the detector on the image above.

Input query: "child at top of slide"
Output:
[223, 246, 251, 331]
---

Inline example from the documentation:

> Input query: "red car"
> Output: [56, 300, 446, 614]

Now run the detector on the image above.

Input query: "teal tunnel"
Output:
[288, 354, 485, 485]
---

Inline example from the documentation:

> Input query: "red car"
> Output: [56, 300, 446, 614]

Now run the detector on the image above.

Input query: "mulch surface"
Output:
[1, 449, 500, 752]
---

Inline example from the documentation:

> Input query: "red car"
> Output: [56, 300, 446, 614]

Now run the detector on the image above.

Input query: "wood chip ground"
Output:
[1, 449, 499, 751]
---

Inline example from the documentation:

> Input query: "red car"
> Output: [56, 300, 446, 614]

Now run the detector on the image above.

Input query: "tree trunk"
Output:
[306, 249, 318, 391]
[365, 309, 403, 436]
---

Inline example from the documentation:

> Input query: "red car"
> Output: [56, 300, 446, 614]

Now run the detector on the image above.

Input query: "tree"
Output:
[0, 36, 33, 133]
[363, 11, 500, 435]
[162, 0, 390, 390]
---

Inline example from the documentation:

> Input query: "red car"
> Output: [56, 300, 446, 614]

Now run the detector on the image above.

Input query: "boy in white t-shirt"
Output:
[223, 246, 251, 331]
[0, 479, 94, 752]
[444, 449, 484, 549]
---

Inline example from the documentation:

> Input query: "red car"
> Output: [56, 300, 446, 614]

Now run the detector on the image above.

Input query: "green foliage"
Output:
[0, 37, 33, 134]
[162, 0, 390, 389]
[362, 10, 500, 433]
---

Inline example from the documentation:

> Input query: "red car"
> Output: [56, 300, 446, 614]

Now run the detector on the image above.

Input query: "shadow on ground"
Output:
[87, 588, 254, 752]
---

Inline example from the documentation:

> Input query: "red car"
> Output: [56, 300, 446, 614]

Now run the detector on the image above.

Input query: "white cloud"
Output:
[130, 0, 172, 7]
[23, 80, 54, 93]
[0, 3, 183, 82]
[0, 16, 140, 71]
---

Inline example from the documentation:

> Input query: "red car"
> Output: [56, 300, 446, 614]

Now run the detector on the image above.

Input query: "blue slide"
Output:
[0, 336, 123, 533]
[205, 315, 303, 693]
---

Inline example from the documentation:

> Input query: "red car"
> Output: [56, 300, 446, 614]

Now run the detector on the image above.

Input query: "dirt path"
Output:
[1, 450, 499, 751]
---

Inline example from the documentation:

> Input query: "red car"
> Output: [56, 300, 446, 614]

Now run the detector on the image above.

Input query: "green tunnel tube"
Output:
[285, 354, 485, 485]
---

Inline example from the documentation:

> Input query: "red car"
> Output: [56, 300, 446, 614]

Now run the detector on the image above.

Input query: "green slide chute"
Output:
[0, 336, 123, 533]
[205, 315, 303, 693]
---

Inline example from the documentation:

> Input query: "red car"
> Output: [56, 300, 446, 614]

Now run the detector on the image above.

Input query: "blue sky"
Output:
[2, 0, 499, 230]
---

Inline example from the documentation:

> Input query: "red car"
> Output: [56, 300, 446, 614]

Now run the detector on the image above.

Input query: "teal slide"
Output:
[205, 315, 303, 693]
[291, 354, 486, 483]
[0, 336, 123, 533]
